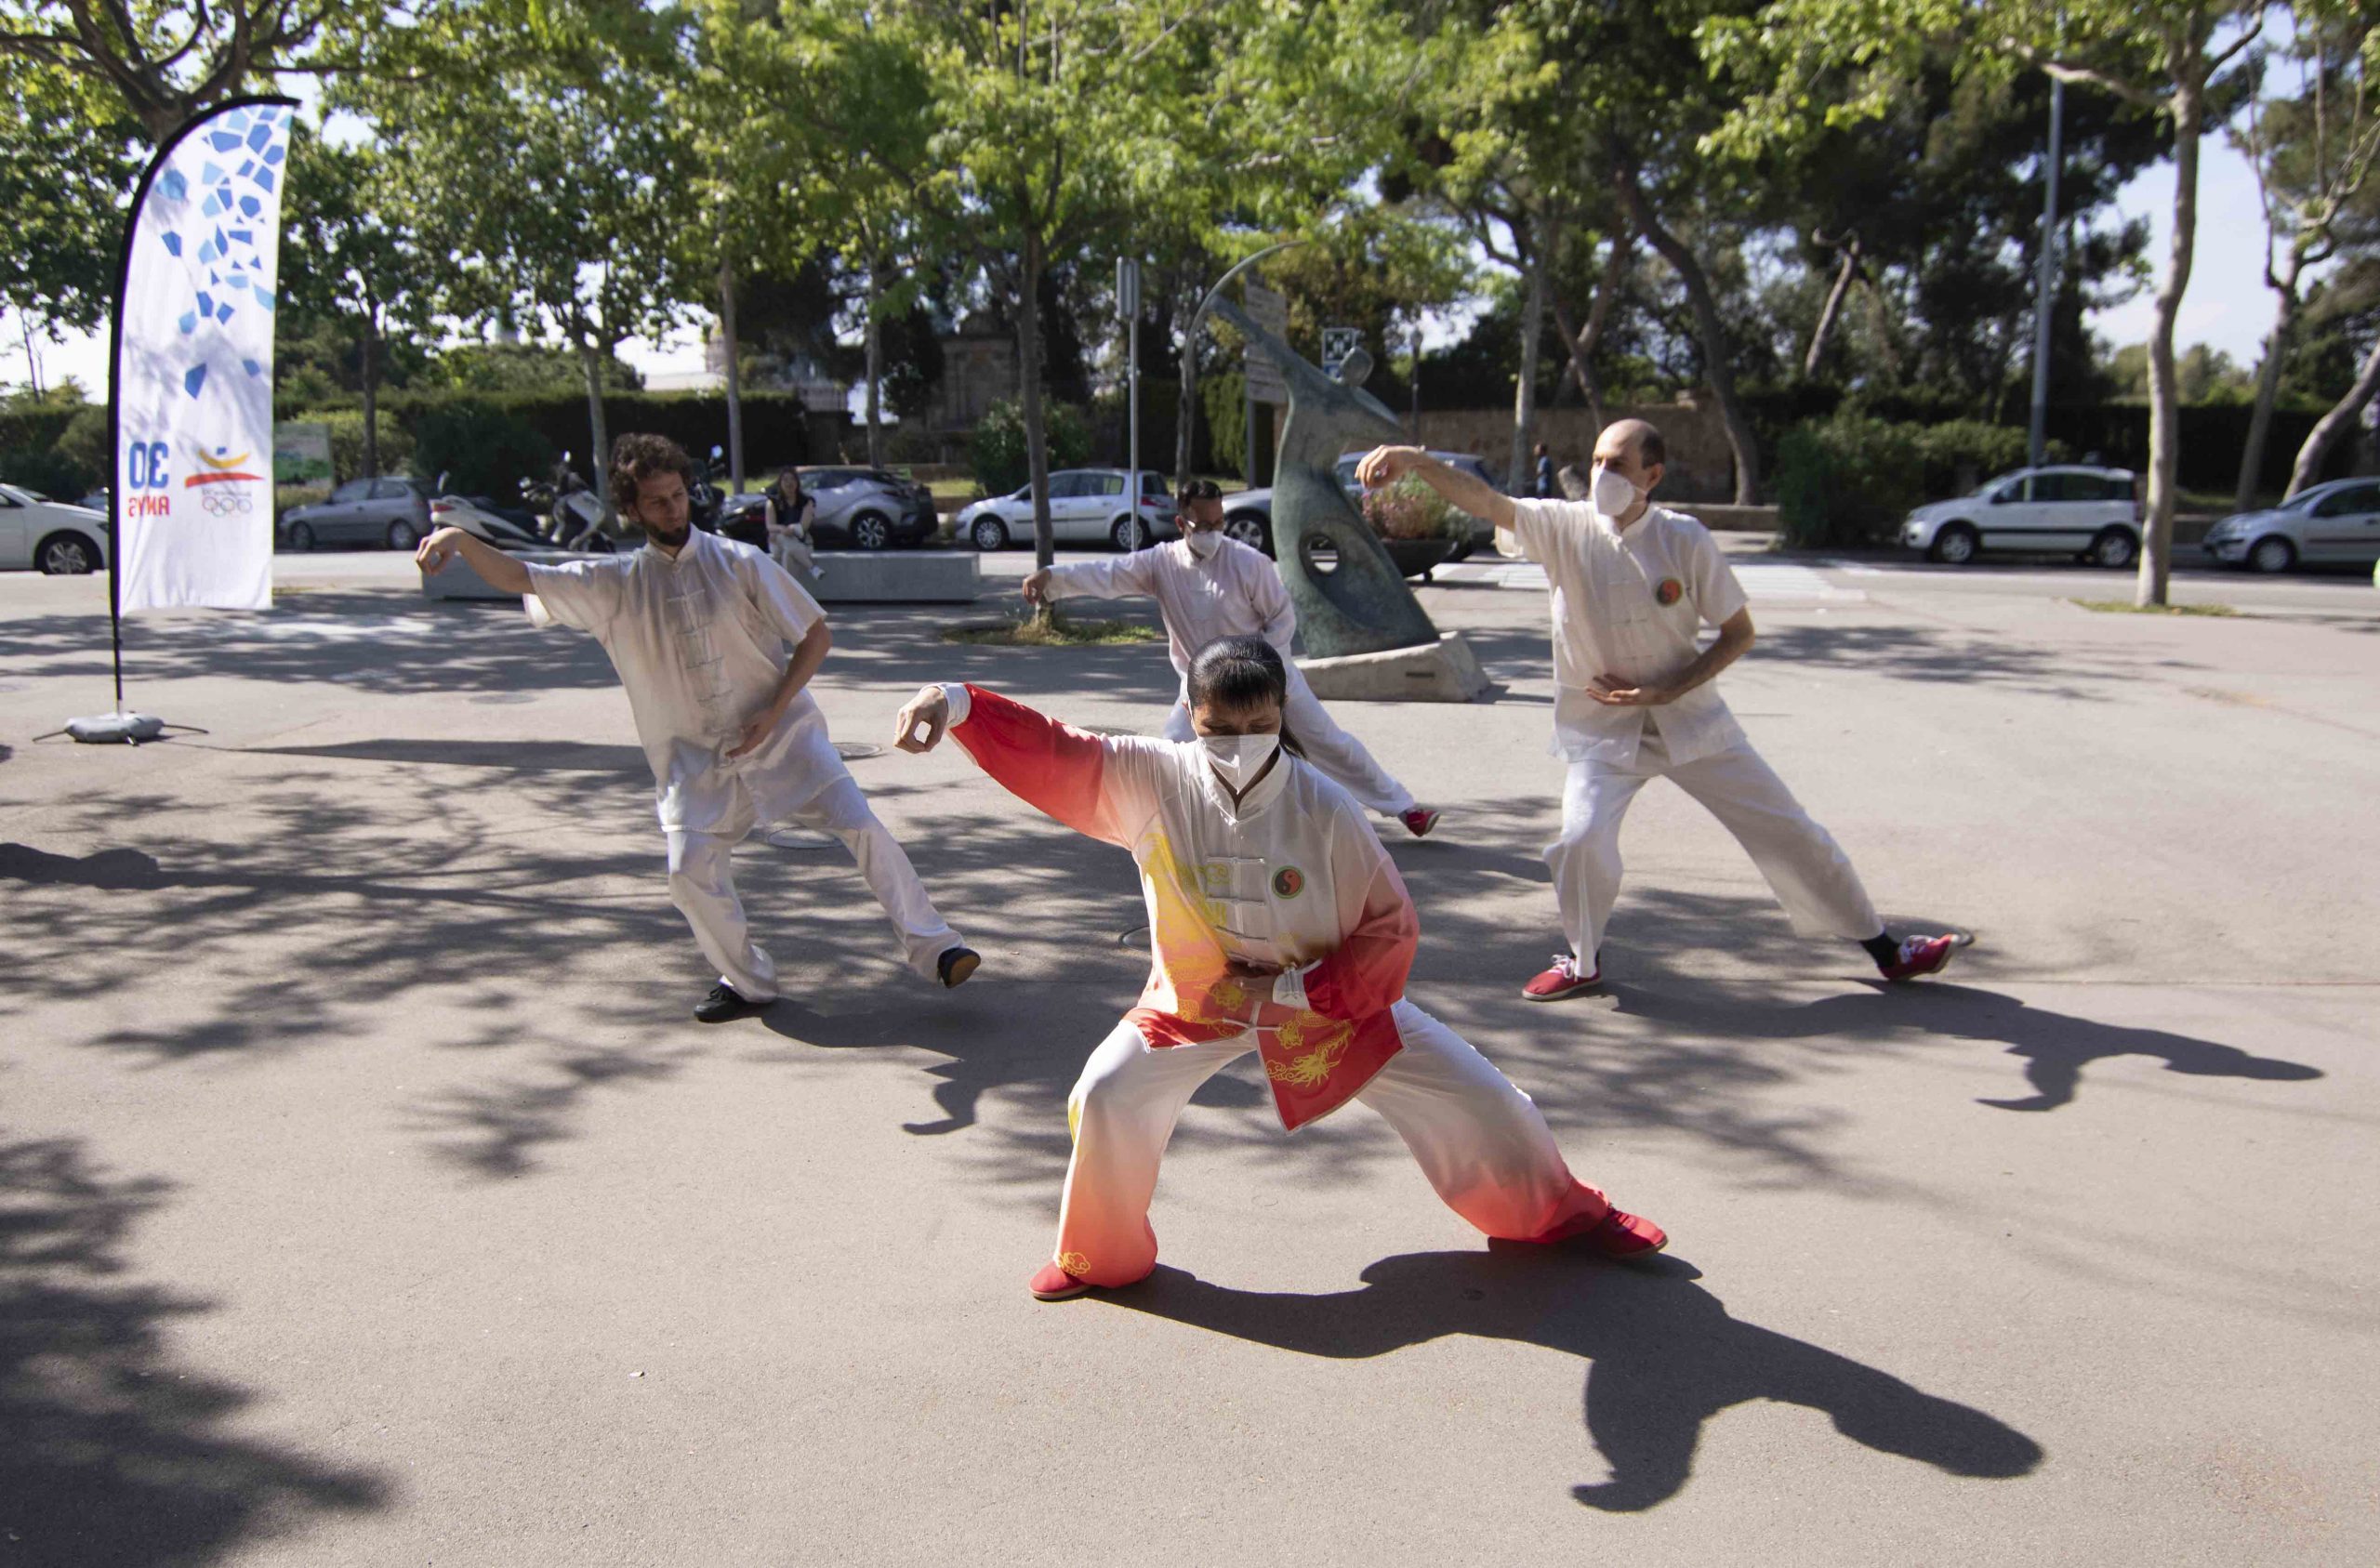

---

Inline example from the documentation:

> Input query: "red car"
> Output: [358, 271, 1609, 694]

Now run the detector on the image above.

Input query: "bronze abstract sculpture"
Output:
[1210, 296, 1442, 658]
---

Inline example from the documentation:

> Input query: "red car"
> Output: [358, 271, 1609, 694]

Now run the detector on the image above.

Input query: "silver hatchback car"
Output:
[959, 469, 1176, 551]
[2202, 478, 2380, 573]
[1900, 466, 2143, 567]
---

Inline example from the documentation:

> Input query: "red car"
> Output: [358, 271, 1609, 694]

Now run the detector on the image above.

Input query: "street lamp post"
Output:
[1186, 239, 1311, 488]
[2028, 73, 2067, 468]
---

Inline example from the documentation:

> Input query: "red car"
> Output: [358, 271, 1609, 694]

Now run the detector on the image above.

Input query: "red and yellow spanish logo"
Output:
[1655, 577, 1685, 607]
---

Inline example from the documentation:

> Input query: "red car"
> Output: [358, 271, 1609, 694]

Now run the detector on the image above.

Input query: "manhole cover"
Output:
[764, 827, 837, 850]
[469, 692, 536, 705]
[834, 741, 884, 760]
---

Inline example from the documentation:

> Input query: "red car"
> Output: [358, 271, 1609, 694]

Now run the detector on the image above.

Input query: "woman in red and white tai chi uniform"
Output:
[892, 635, 1665, 1300]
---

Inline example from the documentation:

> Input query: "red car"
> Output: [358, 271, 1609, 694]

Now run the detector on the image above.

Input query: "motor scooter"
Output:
[689, 444, 725, 533]
[429, 470, 549, 551]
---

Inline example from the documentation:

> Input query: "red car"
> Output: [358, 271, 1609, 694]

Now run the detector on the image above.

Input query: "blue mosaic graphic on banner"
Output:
[154, 103, 287, 402]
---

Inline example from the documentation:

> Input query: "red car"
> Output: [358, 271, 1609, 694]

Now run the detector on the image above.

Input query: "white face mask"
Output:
[1591, 465, 1640, 518]
[1184, 528, 1223, 560]
[1200, 732, 1279, 791]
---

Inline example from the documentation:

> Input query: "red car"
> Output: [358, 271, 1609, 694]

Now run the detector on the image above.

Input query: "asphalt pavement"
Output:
[0, 544, 2374, 1565]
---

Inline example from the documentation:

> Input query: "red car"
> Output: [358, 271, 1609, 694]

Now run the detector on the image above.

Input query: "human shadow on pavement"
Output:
[0, 1136, 388, 1562]
[1613, 982, 2326, 1113]
[1105, 1247, 2043, 1511]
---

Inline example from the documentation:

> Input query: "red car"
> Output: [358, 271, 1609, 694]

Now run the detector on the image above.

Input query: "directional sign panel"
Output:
[1322, 326, 1364, 381]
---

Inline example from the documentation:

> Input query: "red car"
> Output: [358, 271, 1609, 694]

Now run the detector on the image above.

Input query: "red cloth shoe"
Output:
[1400, 807, 1440, 838]
[1879, 933, 1955, 982]
[1575, 1208, 1668, 1260]
[1522, 953, 1600, 1001]
[1027, 1261, 1091, 1301]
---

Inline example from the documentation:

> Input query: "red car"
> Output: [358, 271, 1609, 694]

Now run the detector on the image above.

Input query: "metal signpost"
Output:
[1244, 283, 1289, 484]
[1117, 258, 1142, 529]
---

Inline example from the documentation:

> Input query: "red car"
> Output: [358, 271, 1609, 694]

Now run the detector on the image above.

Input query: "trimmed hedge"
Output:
[0, 446, 97, 498]
[1776, 415, 2066, 547]
[409, 400, 551, 495]
[968, 399, 1092, 495]
[275, 387, 827, 478]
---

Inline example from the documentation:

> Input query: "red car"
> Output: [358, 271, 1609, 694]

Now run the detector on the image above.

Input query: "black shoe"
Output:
[937, 946, 982, 989]
[694, 982, 770, 1023]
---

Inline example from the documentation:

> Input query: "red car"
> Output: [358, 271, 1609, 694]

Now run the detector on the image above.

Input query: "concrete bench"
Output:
[420, 546, 984, 606]
[420, 547, 607, 601]
[810, 549, 982, 603]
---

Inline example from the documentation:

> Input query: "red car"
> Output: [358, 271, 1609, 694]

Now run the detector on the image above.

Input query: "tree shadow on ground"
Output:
[1611, 982, 2326, 1113]
[1104, 1246, 2043, 1511]
[0, 1136, 388, 1561]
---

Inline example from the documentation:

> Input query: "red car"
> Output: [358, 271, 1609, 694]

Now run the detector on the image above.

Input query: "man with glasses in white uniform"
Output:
[1021, 479, 1440, 839]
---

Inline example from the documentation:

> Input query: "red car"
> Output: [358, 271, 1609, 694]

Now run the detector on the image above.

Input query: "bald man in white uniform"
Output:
[1356, 424, 1953, 997]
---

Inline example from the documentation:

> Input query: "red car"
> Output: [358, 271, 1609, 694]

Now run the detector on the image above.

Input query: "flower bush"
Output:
[1358, 475, 1465, 540]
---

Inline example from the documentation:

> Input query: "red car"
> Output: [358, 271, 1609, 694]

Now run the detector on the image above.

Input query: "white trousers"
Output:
[1163, 670, 1415, 816]
[665, 774, 959, 999]
[1549, 726, 1881, 964]
[1051, 999, 1607, 1287]
[769, 531, 819, 579]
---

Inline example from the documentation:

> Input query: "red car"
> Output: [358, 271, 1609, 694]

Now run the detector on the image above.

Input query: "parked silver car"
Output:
[958, 469, 1176, 551]
[1223, 450, 1498, 558]
[2202, 478, 2380, 573]
[281, 476, 434, 551]
[1899, 466, 2143, 566]
[0, 483, 110, 573]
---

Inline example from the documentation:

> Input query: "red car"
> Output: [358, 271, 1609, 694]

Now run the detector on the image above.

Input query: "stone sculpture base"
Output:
[1296, 632, 1489, 704]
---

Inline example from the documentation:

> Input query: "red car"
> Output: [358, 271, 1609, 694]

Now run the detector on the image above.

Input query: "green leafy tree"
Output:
[2233, 18, 2380, 499]
[346, 14, 695, 522]
[0, 0, 370, 141]
[0, 61, 135, 389]
[278, 135, 437, 477]
[1707, 0, 2268, 602]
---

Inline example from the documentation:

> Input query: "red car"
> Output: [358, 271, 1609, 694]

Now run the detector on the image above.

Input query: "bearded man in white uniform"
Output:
[416, 433, 978, 1022]
[1356, 423, 1953, 999]
[1020, 479, 1439, 838]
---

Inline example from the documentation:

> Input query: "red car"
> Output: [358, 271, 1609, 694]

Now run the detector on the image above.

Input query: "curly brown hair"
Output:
[609, 433, 694, 513]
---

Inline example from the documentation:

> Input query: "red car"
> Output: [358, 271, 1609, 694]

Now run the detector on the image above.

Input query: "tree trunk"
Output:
[1803, 244, 1859, 379]
[579, 339, 615, 526]
[720, 257, 746, 494]
[1018, 223, 1054, 568]
[865, 261, 885, 468]
[1509, 219, 1547, 492]
[1617, 163, 1760, 503]
[2234, 251, 2302, 511]
[359, 319, 379, 479]
[1552, 231, 1628, 435]
[2287, 329, 2380, 496]
[2137, 74, 2203, 608]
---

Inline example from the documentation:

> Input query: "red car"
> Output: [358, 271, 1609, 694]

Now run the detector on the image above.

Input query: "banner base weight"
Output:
[67, 712, 167, 744]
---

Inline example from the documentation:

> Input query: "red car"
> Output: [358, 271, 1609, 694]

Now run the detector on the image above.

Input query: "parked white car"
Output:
[2202, 478, 2380, 573]
[1899, 466, 2143, 566]
[0, 483, 110, 573]
[959, 469, 1176, 551]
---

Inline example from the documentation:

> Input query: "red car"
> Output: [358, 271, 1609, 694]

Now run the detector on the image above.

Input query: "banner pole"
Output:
[74, 94, 297, 744]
